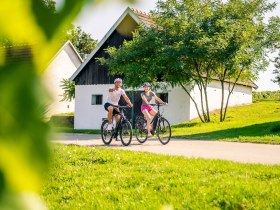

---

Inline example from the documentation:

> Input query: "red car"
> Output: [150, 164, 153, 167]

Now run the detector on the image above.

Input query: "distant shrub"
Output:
[271, 124, 280, 133]
[253, 91, 280, 101]
[49, 114, 74, 127]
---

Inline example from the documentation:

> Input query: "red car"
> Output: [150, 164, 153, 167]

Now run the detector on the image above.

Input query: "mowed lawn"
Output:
[42, 144, 280, 210]
[172, 100, 280, 144]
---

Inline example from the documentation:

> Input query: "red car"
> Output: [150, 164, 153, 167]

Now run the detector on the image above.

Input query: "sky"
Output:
[73, 0, 280, 91]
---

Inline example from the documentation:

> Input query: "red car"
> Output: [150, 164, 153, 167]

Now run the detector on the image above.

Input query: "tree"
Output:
[42, 0, 56, 13]
[269, 16, 280, 87]
[60, 78, 75, 102]
[64, 25, 97, 60]
[101, 0, 279, 122]
[273, 53, 280, 86]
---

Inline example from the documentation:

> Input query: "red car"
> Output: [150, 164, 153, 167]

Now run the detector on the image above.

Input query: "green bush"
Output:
[49, 115, 74, 127]
[271, 124, 280, 133]
[253, 91, 280, 101]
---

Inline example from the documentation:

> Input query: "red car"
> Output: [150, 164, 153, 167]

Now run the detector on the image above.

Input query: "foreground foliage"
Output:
[42, 144, 280, 210]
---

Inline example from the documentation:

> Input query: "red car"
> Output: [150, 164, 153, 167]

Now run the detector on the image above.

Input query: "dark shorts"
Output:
[104, 103, 120, 116]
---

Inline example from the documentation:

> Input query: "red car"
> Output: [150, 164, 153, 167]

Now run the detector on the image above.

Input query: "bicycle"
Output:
[135, 103, 171, 145]
[101, 105, 132, 146]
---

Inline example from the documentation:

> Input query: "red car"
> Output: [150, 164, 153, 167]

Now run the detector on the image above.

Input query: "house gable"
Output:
[73, 30, 131, 85]
[69, 7, 148, 84]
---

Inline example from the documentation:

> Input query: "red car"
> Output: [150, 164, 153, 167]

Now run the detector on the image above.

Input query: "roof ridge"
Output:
[131, 8, 151, 17]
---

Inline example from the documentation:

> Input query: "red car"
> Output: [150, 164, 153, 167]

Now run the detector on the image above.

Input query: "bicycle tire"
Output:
[120, 119, 132, 146]
[157, 117, 171, 145]
[135, 116, 148, 143]
[101, 119, 113, 145]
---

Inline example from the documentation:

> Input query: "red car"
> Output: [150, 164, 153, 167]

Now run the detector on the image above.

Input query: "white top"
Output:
[107, 88, 125, 105]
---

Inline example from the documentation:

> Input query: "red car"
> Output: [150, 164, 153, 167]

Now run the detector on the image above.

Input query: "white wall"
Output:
[156, 85, 190, 125]
[189, 80, 252, 120]
[74, 84, 191, 129]
[74, 84, 112, 129]
[43, 44, 81, 117]
[74, 82, 252, 129]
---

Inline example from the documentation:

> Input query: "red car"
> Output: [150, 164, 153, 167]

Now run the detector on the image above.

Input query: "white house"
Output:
[43, 40, 83, 117]
[70, 7, 256, 129]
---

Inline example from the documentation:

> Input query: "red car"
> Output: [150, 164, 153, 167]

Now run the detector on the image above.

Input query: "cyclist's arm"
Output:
[122, 93, 133, 107]
[154, 95, 165, 104]
[141, 95, 150, 105]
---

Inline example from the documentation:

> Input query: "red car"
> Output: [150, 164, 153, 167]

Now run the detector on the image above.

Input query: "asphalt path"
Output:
[52, 133, 280, 165]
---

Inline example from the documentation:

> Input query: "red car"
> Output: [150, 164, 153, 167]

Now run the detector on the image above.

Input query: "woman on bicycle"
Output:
[141, 82, 166, 137]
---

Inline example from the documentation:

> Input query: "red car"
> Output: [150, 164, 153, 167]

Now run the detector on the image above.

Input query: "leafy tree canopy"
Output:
[101, 0, 280, 122]
[63, 25, 97, 60]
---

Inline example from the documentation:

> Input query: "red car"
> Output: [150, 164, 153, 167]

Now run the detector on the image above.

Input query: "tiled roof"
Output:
[131, 8, 157, 28]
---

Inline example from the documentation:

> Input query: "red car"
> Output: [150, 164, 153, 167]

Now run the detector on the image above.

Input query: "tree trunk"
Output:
[179, 81, 205, 123]
[202, 83, 210, 122]
[220, 79, 225, 122]
[221, 68, 244, 121]
[198, 82, 208, 122]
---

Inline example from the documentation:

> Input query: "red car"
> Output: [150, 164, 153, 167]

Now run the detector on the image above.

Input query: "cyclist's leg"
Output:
[142, 109, 152, 136]
[115, 114, 121, 122]
[104, 103, 114, 124]
[107, 107, 114, 124]
[149, 109, 158, 131]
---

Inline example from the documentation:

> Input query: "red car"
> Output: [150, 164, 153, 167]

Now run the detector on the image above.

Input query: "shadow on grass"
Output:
[173, 121, 280, 142]
[172, 122, 199, 128]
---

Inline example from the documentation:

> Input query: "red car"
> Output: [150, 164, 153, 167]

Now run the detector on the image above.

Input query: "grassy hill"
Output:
[172, 100, 280, 144]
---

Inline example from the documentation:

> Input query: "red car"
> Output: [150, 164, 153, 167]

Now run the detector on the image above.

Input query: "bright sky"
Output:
[73, 0, 280, 91]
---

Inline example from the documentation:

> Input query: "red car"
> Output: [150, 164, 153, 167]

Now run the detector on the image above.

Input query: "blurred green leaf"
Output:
[0, 0, 140, 209]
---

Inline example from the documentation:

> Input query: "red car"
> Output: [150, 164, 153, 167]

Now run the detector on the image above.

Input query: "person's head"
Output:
[114, 78, 122, 88]
[143, 82, 151, 92]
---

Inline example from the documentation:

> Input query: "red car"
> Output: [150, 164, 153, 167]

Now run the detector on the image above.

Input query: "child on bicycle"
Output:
[141, 82, 166, 137]
[104, 78, 133, 130]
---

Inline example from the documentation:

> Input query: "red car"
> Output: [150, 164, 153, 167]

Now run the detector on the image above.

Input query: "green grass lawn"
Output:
[172, 100, 280, 144]
[52, 100, 280, 144]
[42, 144, 280, 210]
[53, 126, 101, 134]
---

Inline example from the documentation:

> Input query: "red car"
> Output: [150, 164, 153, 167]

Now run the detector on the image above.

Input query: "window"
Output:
[157, 93, 168, 103]
[91, 95, 103, 105]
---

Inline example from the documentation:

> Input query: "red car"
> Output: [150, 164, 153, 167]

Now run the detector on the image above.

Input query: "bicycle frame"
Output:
[110, 105, 129, 139]
[149, 103, 164, 130]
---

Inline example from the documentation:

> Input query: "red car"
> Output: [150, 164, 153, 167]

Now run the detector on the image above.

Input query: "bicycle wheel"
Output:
[135, 117, 148, 143]
[101, 119, 113, 145]
[120, 119, 132, 146]
[157, 117, 171, 145]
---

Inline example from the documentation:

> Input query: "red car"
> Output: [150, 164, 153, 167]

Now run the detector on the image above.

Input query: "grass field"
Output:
[52, 100, 280, 144]
[42, 144, 280, 210]
[172, 100, 280, 144]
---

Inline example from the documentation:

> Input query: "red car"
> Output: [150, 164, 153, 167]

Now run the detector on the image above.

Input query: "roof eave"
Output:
[69, 7, 142, 81]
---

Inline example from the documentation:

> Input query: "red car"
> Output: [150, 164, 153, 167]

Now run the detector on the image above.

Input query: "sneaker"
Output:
[147, 132, 152, 138]
[107, 123, 113, 130]
[150, 130, 155, 135]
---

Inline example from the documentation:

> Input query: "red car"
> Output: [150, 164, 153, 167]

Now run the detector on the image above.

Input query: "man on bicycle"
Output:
[104, 78, 133, 130]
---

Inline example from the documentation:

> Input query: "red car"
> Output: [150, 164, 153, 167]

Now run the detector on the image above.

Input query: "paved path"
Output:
[52, 133, 280, 165]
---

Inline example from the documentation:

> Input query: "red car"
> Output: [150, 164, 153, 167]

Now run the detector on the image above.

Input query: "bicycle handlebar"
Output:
[112, 105, 131, 109]
[150, 103, 167, 106]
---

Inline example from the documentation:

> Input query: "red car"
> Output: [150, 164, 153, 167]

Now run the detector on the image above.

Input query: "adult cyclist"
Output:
[104, 78, 133, 130]
[141, 82, 166, 137]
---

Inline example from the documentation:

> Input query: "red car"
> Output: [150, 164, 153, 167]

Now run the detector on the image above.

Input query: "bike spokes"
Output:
[120, 120, 132, 146]
[135, 117, 148, 143]
[101, 120, 113, 145]
[157, 118, 171, 145]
